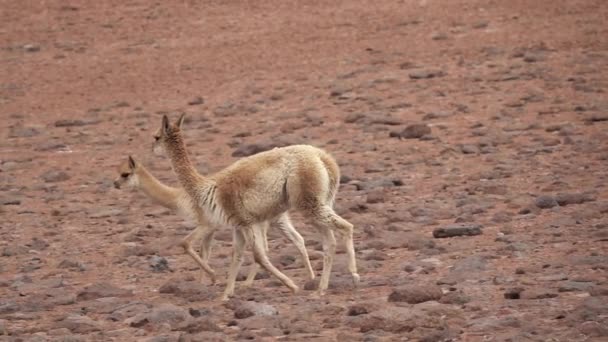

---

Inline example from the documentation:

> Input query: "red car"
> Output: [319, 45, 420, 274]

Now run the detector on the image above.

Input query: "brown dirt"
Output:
[2, 0, 608, 341]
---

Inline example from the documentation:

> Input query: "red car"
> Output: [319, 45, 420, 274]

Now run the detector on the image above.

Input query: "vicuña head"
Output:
[113, 155, 139, 189]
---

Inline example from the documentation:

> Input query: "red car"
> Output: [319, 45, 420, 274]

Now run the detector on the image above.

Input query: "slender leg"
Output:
[248, 225, 299, 293]
[243, 223, 266, 287]
[311, 205, 358, 295]
[180, 225, 216, 284]
[198, 228, 216, 284]
[315, 225, 336, 296]
[221, 228, 247, 301]
[277, 214, 315, 280]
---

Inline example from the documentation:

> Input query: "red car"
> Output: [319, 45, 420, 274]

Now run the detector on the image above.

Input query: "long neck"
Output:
[165, 133, 205, 198]
[135, 167, 181, 210]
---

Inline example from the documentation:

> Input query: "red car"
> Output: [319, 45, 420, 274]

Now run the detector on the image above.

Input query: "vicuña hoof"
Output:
[352, 273, 361, 287]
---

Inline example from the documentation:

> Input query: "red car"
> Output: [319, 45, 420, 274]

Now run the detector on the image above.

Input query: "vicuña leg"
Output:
[181, 225, 216, 284]
[247, 225, 299, 293]
[243, 223, 268, 287]
[276, 213, 315, 281]
[198, 228, 217, 284]
[222, 228, 247, 301]
[311, 205, 359, 295]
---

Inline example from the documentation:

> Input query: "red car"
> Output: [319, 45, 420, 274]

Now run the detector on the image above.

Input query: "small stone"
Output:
[54, 119, 87, 127]
[149, 255, 169, 272]
[23, 44, 41, 52]
[535, 195, 558, 209]
[409, 69, 445, 79]
[129, 303, 190, 327]
[388, 284, 443, 304]
[347, 305, 369, 316]
[77, 282, 133, 301]
[504, 287, 523, 299]
[433, 224, 483, 238]
[187, 96, 205, 106]
[41, 170, 70, 183]
[59, 315, 102, 333]
[555, 193, 588, 206]
[396, 124, 432, 139]
[232, 301, 278, 319]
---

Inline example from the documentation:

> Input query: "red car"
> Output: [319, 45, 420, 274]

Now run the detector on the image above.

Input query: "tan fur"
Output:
[154, 114, 359, 300]
[113, 156, 315, 286]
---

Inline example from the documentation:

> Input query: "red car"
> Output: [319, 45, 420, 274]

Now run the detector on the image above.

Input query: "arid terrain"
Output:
[1, 0, 608, 341]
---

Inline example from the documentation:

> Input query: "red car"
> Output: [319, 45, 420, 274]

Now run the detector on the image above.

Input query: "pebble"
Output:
[535, 195, 559, 209]
[388, 284, 443, 304]
[433, 224, 483, 238]
[41, 170, 71, 183]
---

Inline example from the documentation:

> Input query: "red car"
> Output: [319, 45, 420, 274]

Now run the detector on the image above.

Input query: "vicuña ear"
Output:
[161, 115, 170, 135]
[176, 113, 186, 129]
[128, 155, 136, 170]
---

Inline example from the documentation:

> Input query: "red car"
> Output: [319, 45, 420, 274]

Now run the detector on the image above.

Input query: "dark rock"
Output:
[388, 284, 443, 304]
[433, 224, 482, 238]
[41, 170, 70, 183]
[232, 301, 278, 319]
[0, 300, 20, 314]
[23, 44, 41, 52]
[108, 302, 151, 322]
[354, 178, 403, 191]
[77, 282, 133, 301]
[158, 280, 214, 301]
[535, 195, 558, 209]
[59, 315, 102, 333]
[398, 124, 431, 139]
[187, 97, 205, 106]
[232, 141, 286, 157]
[555, 193, 590, 206]
[409, 69, 445, 79]
[347, 304, 369, 316]
[173, 317, 222, 333]
[439, 291, 471, 305]
[150, 255, 169, 272]
[459, 144, 479, 154]
[128, 303, 190, 327]
[54, 119, 99, 127]
[504, 287, 524, 299]
[58, 259, 86, 271]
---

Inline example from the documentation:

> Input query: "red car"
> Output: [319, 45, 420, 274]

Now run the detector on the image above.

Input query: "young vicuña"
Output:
[113, 155, 315, 286]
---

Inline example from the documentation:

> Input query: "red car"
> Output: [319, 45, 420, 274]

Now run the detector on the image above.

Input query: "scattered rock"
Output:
[41, 170, 70, 183]
[391, 123, 431, 139]
[58, 259, 86, 271]
[232, 301, 278, 319]
[173, 317, 222, 333]
[59, 315, 102, 333]
[366, 189, 385, 204]
[347, 304, 369, 316]
[187, 96, 205, 105]
[54, 119, 99, 127]
[409, 69, 445, 79]
[504, 287, 524, 299]
[555, 193, 591, 206]
[535, 195, 558, 209]
[433, 224, 482, 238]
[158, 280, 214, 301]
[232, 141, 286, 157]
[23, 44, 41, 52]
[9, 126, 41, 138]
[129, 303, 190, 327]
[388, 284, 443, 304]
[149, 255, 169, 272]
[77, 282, 133, 301]
[88, 208, 124, 218]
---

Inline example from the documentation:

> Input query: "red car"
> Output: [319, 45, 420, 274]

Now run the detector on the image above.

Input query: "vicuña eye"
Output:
[154, 136, 160, 141]
[121, 173, 130, 178]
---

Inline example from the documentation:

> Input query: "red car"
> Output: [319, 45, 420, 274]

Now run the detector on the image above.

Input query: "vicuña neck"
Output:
[165, 133, 205, 196]
[136, 166, 181, 210]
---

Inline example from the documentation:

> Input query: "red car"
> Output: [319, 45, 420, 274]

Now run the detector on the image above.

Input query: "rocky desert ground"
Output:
[1, 0, 608, 341]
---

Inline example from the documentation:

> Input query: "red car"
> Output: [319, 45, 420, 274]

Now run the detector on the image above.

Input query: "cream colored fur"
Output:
[153, 114, 359, 300]
[113, 156, 315, 286]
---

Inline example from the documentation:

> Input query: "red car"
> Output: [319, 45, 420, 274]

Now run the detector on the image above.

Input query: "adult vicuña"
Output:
[153, 114, 359, 299]
[113, 155, 315, 287]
